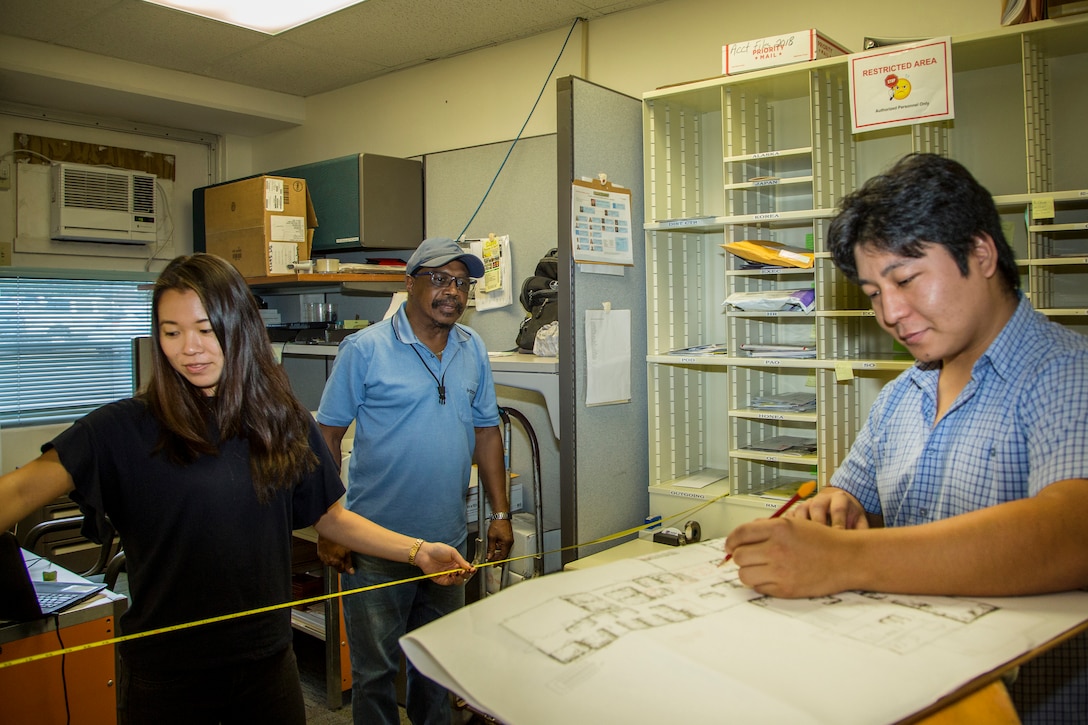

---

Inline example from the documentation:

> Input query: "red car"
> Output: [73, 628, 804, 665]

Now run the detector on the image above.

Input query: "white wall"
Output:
[0, 424, 69, 476]
[248, 0, 1000, 169]
[0, 114, 215, 273]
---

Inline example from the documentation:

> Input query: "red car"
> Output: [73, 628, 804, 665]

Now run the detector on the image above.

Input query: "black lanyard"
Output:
[410, 344, 446, 405]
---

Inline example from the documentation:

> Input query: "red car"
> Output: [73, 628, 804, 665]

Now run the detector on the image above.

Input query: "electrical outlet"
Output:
[0, 160, 11, 191]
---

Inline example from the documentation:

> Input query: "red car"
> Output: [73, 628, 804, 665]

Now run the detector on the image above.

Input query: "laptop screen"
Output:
[0, 532, 107, 621]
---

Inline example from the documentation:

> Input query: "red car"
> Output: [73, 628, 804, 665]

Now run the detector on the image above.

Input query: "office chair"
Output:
[22, 515, 122, 584]
[103, 550, 127, 592]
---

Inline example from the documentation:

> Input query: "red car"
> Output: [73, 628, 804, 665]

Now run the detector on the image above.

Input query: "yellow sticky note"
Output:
[1031, 197, 1055, 221]
[835, 361, 854, 381]
[1000, 220, 1016, 245]
[482, 236, 502, 293]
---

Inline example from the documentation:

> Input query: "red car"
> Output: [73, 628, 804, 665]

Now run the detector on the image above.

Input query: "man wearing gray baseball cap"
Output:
[406, 236, 486, 278]
[316, 237, 512, 724]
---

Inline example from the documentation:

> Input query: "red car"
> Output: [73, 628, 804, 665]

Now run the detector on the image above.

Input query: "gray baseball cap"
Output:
[406, 237, 485, 278]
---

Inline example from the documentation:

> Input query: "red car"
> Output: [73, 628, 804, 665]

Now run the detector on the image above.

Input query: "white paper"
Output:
[848, 37, 954, 134]
[577, 263, 625, 276]
[402, 539, 1088, 725]
[383, 291, 407, 320]
[670, 471, 726, 489]
[269, 215, 306, 242]
[267, 241, 298, 274]
[584, 308, 630, 406]
[264, 177, 284, 211]
[468, 236, 513, 311]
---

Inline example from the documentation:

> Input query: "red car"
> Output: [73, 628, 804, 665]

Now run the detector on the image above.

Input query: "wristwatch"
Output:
[487, 511, 511, 521]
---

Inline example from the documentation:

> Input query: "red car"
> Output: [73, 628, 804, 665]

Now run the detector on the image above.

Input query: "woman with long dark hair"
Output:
[0, 253, 472, 724]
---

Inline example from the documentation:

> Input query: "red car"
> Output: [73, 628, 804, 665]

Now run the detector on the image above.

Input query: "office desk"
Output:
[1, 552, 127, 725]
[566, 540, 1041, 725]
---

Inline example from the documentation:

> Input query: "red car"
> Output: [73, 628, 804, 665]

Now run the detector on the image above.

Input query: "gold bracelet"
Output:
[407, 538, 425, 566]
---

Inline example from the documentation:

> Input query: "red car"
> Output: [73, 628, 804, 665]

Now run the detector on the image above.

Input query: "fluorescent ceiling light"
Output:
[143, 0, 367, 35]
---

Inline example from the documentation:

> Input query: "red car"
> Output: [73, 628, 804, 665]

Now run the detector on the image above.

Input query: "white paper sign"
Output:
[270, 215, 306, 242]
[848, 37, 954, 134]
[584, 307, 631, 406]
[267, 241, 299, 274]
[264, 177, 285, 211]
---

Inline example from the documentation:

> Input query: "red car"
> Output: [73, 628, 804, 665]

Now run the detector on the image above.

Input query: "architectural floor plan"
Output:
[501, 545, 1000, 665]
[402, 539, 1088, 725]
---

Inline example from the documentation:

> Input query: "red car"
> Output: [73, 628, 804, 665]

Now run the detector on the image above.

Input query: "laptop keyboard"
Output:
[37, 592, 72, 610]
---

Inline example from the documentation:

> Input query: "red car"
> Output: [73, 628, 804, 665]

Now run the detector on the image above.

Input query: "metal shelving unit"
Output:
[643, 17, 1088, 532]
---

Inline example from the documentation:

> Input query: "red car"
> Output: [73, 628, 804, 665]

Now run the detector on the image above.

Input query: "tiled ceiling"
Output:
[0, 0, 665, 98]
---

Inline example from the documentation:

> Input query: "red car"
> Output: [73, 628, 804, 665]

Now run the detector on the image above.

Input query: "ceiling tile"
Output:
[209, 39, 386, 96]
[1, 0, 667, 98]
[57, 2, 267, 73]
[0, 0, 121, 43]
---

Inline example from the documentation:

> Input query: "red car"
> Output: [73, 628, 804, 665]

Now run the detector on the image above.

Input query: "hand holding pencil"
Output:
[718, 480, 817, 567]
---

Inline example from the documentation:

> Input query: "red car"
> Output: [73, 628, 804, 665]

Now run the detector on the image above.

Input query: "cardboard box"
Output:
[723, 29, 850, 75]
[204, 175, 317, 278]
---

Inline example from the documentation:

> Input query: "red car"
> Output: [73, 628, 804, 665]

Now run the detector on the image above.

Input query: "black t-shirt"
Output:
[47, 397, 345, 672]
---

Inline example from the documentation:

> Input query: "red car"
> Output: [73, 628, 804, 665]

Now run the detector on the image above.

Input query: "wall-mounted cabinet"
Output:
[270, 153, 423, 252]
[193, 153, 423, 255]
[642, 17, 1088, 530]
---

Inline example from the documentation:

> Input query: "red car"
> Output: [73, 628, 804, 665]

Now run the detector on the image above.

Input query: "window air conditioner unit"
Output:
[50, 162, 157, 245]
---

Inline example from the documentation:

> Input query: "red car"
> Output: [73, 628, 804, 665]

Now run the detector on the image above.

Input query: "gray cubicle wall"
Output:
[424, 77, 648, 567]
[423, 134, 558, 352]
[423, 134, 563, 540]
[557, 77, 647, 564]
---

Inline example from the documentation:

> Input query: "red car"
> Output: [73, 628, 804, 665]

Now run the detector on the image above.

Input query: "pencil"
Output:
[717, 480, 817, 567]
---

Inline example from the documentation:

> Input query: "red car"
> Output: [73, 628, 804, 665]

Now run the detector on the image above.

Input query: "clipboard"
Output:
[571, 174, 634, 266]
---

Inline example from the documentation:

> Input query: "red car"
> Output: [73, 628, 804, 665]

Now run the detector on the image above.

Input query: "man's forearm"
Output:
[842, 481, 1088, 596]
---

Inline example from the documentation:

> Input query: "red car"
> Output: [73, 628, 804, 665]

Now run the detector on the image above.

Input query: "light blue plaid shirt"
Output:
[832, 295, 1088, 723]
[833, 296, 1088, 524]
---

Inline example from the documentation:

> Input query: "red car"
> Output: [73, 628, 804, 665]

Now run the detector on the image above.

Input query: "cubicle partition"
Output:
[556, 76, 648, 564]
[424, 75, 649, 566]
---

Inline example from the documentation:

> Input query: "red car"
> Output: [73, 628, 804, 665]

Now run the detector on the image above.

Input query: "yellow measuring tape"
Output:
[0, 494, 725, 671]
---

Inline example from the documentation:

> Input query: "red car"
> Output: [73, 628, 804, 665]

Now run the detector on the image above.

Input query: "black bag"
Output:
[515, 248, 559, 353]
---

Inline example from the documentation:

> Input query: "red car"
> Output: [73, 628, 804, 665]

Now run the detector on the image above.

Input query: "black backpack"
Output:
[515, 248, 559, 353]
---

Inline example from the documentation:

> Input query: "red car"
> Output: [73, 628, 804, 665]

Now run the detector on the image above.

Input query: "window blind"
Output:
[0, 277, 152, 427]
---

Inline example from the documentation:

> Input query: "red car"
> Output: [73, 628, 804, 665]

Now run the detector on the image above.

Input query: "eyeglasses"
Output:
[414, 271, 476, 292]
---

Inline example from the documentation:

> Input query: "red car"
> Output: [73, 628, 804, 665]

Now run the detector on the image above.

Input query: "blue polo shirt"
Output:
[316, 303, 499, 548]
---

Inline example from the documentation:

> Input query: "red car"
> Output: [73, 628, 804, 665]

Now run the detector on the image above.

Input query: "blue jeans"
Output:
[341, 551, 465, 725]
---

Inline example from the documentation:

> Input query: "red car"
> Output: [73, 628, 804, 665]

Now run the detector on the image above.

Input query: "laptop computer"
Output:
[0, 531, 107, 621]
